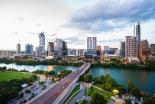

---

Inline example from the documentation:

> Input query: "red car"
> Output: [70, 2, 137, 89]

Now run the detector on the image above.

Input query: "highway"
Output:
[27, 63, 90, 104]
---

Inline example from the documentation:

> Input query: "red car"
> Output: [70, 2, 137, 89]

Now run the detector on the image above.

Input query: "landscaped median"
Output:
[63, 83, 80, 104]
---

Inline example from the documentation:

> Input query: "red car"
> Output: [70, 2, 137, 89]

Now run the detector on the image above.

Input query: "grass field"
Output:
[87, 86, 112, 101]
[0, 71, 32, 82]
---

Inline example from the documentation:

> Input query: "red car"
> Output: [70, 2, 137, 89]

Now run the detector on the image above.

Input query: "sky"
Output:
[0, 0, 155, 51]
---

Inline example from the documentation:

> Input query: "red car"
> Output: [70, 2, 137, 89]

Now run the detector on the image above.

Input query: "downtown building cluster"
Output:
[0, 22, 155, 61]
[120, 22, 155, 61]
[14, 33, 68, 60]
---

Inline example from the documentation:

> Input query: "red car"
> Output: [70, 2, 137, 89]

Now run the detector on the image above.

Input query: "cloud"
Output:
[64, 36, 85, 44]
[68, 0, 155, 32]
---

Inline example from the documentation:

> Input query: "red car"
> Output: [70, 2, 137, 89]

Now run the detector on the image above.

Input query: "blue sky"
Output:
[0, 0, 155, 50]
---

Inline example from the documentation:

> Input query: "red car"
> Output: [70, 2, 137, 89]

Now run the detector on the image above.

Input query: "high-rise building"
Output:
[150, 44, 155, 56]
[25, 44, 33, 55]
[125, 36, 137, 57]
[16, 43, 21, 54]
[96, 45, 101, 56]
[103, 46, 109, 55]
[68, 49, 85, 56]
[63, 41, 67, 56]
[120, 42, 125, 57]
[77, 49, 85, 56]
[87, 37, 97, 51]
[35, 47, 40, 57]
[108, 48, 118, 55]
[139, 40, 150, 61]
[135, 22, 141, 58]
[54, 39, 67, 58]
[39, 32, 45, 54]
[47, 42, 54, 56]
[67, 48, 76, 56]
[86, 37, 97, 57]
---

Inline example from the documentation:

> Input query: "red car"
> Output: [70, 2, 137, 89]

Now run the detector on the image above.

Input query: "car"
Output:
[75, 100, 80, 104]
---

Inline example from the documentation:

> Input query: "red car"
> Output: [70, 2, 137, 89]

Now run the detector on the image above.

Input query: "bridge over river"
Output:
[27, 63, 91, 104]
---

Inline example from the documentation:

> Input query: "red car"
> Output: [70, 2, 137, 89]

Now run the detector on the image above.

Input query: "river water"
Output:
[0, 63, 155, 94]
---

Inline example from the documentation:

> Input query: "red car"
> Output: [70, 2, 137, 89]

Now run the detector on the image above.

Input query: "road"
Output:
[27, 63, 90, 104]
[69, 84, 86, 104]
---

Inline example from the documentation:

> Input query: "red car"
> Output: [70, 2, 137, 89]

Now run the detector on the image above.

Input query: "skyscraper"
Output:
[47, 42, 54, 56]
[16, 43, 21, 54]
[62, 41, 67, 56]
[25, 44, 33, 55]
[39, 32, 45, 54]
[54, 39, 67, 58]
[120, 42, 125, 57]
[150, 44, 155, 56]
[135, 22, 141, 58]
[139, 40, 150, 61]
[87, 37, 97, 51]
[125, 36, 137, 57]
[103, 46, 109, 55]
[96, 45, 101, 56]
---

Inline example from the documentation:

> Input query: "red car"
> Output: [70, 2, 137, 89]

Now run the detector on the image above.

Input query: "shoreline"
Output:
[0, 62, 155, 71]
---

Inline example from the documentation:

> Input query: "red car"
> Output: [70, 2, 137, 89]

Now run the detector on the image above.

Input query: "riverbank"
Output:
[80, 74, 155, 104]
[0, 58, 83, 66]
[0, 58, 155, 70]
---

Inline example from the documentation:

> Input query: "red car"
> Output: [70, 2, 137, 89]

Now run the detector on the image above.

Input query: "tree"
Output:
[130, 87, 141, 98]
[143, 96, 155, 104]
[127, 80, 134, 92]
[79, 100, 88, 104]
[48, 71, 56, 76]
[90, 93, 107, 104]
[83, 74, 92, 83]
[125, 99, 131, 104]
[127, 80, 141, 98]
[93, 76, 102, 84]
[44, 71, 49, 79]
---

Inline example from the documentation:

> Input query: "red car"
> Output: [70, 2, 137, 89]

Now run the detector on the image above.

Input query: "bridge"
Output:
[27, 63, 91, 104]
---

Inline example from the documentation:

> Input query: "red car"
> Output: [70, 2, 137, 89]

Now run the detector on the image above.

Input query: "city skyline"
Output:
[0, 0, 155, 50]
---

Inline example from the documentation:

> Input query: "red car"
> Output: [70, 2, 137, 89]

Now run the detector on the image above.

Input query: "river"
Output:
[0, 63, 155, 94]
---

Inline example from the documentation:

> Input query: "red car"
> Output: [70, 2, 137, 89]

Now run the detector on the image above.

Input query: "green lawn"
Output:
[0, 71, 32, 82]
[87, 86, 112, 101]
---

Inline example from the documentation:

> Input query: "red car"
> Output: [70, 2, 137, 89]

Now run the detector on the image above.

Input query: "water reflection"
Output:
[48, 66, 54, 72]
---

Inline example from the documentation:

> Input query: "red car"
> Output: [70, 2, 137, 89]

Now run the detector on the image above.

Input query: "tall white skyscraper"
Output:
[87, 37, 97, 51]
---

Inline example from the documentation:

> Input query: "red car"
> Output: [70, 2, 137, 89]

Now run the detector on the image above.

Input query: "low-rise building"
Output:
[0, 50, 16, 58]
